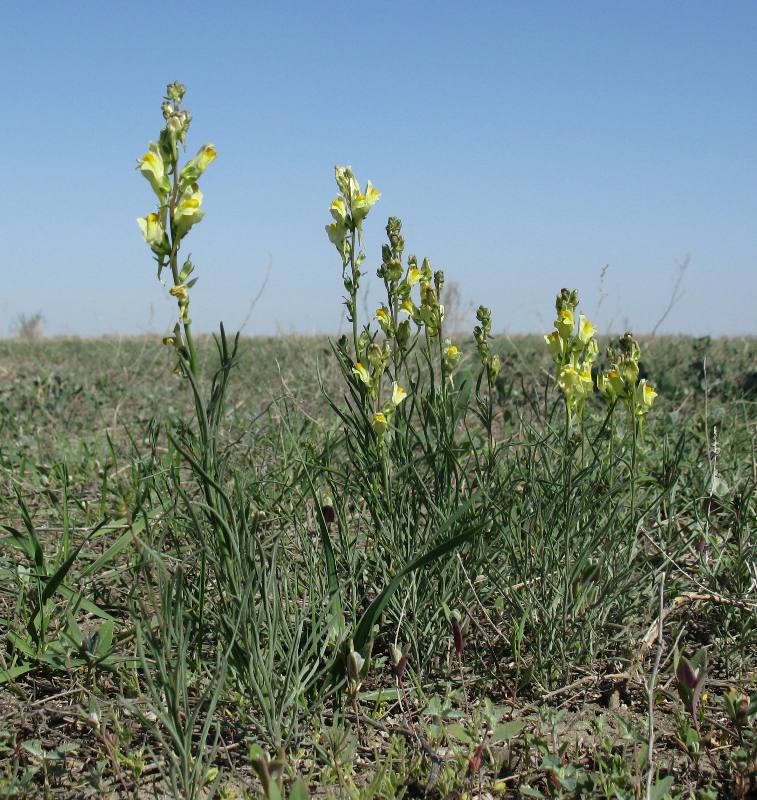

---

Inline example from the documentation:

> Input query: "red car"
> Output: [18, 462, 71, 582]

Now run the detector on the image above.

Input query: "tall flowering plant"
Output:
[136, 81, 217, 377]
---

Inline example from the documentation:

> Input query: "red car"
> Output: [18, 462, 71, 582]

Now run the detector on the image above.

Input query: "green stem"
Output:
[631, 416, 638, 524]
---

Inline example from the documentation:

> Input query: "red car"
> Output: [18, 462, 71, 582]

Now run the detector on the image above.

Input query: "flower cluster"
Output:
[597, 333, 658, 431]
[352, 342, 408, 440]
[326, 165, 380, 272]
[473, 305, 501, 385]
[372, 218, 460, 382]
[136, 81, 216, 331]
[544, 289, 599, 418]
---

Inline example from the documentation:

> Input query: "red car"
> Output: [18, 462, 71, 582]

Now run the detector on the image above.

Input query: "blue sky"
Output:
[2, 1, 756, 337]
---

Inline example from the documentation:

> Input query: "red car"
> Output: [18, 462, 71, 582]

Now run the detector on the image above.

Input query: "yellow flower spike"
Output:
[372, 412, 388, 437]
[544, 330, 564, 362]
[352, 361, 371, 386]
[578, 314, 596, 344]
[406, 267, 422, 287]
[173, 183, 205, 238]
[137, 143, 171, 198]
[179, 143, 217, 186]
[555, 308, 574, 340]
[391, 383, 408, 407]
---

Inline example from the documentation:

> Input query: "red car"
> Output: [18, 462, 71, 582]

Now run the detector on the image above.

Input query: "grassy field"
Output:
[0, 332, 755, 799]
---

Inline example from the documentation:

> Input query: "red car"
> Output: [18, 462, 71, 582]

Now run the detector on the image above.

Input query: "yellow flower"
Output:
[352, 361, 371, 386]
[351, 181, 380, 228]
[330, 197, 347, 224]
[136, 213, 169, 255]
[399, 298, 416, 317]
[584, 337, 600, 364]
[443, 340, 461, 371]
[608, 368, 625, 397]
[406, 267, 422, 287]
[372, 412, 388, 437]
[375, 305, 391, 333]
[137, 143, 170, 197]
[558, 363, 593, 413]
[390, 383, 407, 407]
[555, 308, 574, 340]
[180, 143, 217, 185]
[578, 364, 593, 397]
[544, 330, 564, 362]
[635, 379, 658, 410]
[597, 372, 615, 401]
[173, 183, 205, 238]
[578, 314, 596, 344]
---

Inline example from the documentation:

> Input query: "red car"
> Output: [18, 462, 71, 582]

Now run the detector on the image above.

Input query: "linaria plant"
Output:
[135, 83, 337, 754]
[322, 173, 494, 680]
[136, 80, 216, 379]
[597, 332, 659, 517]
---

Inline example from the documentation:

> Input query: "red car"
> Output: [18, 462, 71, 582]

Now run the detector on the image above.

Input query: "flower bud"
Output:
[166, 80, 186, 104]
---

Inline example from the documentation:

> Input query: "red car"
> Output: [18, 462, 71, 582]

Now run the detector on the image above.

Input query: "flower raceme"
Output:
[136, 83, 217, 348]
[544, 289, 599, 419]
[324, 166, 381, 261]
[597, 334, 659, 432]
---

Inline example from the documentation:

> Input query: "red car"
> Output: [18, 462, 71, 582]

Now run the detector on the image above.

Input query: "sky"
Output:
[2, 1, 756, 338]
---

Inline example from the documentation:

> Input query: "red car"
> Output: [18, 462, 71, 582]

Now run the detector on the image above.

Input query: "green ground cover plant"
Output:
[0, 83, 755, 799]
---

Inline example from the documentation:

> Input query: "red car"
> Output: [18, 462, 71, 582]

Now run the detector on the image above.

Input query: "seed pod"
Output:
[676, 656, 699, 690]
[396, 650, 411, 683]
[452, 616, 464, 659]
[468, 742, 484, 774]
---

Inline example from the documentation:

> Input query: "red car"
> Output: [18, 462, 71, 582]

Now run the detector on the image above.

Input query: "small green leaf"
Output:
[492, 720, 524, 742]
[22, 740, 45, 759]
[650, 775, 674, 800]
[289, 779, 309, 800]
[445, 723, 473, 743]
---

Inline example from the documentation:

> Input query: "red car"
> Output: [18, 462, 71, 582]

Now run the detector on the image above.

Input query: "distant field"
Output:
[0, 334, 755, 798]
